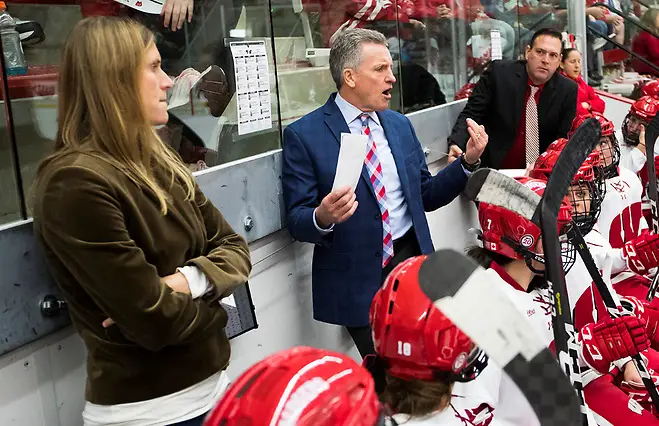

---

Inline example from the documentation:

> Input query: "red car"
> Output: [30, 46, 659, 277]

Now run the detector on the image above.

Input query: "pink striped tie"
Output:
[360, 113, 394, 267]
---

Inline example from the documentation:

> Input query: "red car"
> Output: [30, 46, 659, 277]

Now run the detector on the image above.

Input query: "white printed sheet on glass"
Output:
[230, 40, 273, 136]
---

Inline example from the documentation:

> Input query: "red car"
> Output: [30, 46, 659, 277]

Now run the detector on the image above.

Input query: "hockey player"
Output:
[530, 139, 608, 329]
[202, 346, 386, 426]
[642, 80, 659, 99]
[571, 113, 653, 254]
[369, 255, 493, 425]
[619, 96, 659, 174]
[529, 137, 659, 424]
[468, 177, 648, 425]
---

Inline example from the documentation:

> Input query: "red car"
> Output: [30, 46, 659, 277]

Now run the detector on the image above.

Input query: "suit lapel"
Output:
[538, 75, 557, 132]
[513, 63, 527, 136]
[323, 95, 350, 147]
[378, 112, 412, 203]
[324, 94, 376, 199]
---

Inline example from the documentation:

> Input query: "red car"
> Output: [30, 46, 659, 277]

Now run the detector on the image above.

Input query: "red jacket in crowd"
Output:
[560, 70, 605, 117]
[411, 0, 485, 20]
[632, 31, 659, 76]
[305, 0, 414, 46]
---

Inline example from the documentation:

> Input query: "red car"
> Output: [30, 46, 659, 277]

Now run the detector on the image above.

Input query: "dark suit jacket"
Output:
[449, 60, 578, 169]
[282, 93, 468, 327]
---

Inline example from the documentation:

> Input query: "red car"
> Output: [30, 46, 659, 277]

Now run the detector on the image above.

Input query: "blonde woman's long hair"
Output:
[641, 8, 659, 34]
[45, 16, 195, 214]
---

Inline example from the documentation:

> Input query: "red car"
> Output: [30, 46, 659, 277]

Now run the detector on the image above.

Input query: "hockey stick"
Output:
[645, 113, 659, 235]
[466, 168, 659, 412]
[538, 119, 600, 426]
[418, 249, 583, 426]
[645, 114, 659, 301]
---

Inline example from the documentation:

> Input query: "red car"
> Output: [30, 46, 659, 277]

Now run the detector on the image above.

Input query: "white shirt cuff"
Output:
[177, 266, 212, 299]
[313, 207, 334, 235]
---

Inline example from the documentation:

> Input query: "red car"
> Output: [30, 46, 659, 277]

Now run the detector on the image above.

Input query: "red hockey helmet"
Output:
[570, 111, 615, 138]
[454, 83, 476, 100]
[623, 96, 659, 148]
[203, 347, 383, 426]
[642, 80, 659, 98]
[478, 177, 576, 274]
[530, 138, 605, 235]
[571, 112, 620, 179]
[370, 255, 487, 383]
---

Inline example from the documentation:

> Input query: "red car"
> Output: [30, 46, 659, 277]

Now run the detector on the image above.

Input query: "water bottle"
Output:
[0, 2, 27, 76]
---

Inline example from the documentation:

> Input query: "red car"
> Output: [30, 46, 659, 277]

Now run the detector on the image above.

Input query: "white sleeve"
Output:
[177, 265, 212, 299]
[313, 207, 334, 235]
[587, 240, 628, 276]
[628, 147, 647, 175]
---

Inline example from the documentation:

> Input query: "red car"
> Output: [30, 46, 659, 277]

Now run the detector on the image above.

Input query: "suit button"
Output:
[375, 251, 381, 258]
[374, 214, 380, 220]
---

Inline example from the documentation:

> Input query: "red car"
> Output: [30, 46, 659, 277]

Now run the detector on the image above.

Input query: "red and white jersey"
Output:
[488, 262, 555, 346]
[484, 263, 553, 425]
[390, 394, 497, 425]
[598, 167, 648, 249]
[306, 0, 412, 46]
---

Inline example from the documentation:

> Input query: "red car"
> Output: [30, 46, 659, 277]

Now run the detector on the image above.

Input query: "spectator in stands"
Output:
[448, 28, 577, 169]
[586, 1, 624, 46]
[282, 28, 487, 363]
[632, 8, 659, 76]
[415, 0, 515, 60]
[560, 48, 605, 117]
[586, 5, 609, 84]
[31, 17, 251, 426]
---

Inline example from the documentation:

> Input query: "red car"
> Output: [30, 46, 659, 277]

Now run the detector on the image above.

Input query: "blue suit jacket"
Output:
[282, 94, 468, 327]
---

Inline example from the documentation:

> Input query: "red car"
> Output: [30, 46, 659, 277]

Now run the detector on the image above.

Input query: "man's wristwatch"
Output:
[460, 153, 481, 172]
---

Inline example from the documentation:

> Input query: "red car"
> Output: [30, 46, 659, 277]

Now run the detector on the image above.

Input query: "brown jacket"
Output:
[32, 151, 251, 405]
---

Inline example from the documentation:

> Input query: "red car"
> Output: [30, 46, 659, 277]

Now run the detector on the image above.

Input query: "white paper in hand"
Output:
[113, 0, 163, 14]
[332, 133, 369, 192]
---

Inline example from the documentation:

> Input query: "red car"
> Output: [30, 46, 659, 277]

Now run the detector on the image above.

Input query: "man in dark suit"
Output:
[448, 28, 578, 170]
[282, 28, 487, 359]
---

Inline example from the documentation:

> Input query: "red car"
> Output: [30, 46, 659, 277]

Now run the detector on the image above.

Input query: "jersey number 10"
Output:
[397, 341, 411, 356]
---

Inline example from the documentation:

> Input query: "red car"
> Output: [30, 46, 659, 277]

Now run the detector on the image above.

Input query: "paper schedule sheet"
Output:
[332, 133, 369, 191]
[230, 40, 272, 136]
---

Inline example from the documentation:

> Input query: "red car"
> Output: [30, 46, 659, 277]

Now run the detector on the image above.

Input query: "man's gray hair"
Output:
[329, 29, 388, 90]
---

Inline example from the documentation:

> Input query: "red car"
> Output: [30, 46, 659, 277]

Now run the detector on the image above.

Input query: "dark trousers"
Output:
[346, 227, 422, 393]
[168, 413, 208, 426]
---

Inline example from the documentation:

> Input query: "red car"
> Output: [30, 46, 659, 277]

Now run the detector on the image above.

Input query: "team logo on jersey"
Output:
[520, 234, 535, 248]
[454, 402, 495, 425]
[610, 180, 631, 195]
[453, 352, 468, 372]
[628, 398, 644, 415]
[525, 180, 546, 192]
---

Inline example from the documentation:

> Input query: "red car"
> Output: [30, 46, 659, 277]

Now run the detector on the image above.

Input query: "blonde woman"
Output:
[632, 8, 659, 75]
[32, 17, 251, 426]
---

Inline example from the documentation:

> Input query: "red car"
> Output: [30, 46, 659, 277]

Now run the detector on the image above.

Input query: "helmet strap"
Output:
[500, 235, 546, 277]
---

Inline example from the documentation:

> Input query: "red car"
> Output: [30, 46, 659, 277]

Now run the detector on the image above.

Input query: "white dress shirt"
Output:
[317, 93, 414, 239]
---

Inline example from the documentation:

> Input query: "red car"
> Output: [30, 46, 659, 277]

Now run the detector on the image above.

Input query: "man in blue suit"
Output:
[282, 28, 488, 359]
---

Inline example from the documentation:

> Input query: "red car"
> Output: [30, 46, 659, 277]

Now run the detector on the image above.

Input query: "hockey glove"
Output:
[623, 233, 659, 275]
[622, 296, 659, 350]
[579, 316, 650, 375]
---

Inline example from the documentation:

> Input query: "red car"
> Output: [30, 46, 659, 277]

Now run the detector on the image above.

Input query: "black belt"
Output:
[393, 227, 416, 253]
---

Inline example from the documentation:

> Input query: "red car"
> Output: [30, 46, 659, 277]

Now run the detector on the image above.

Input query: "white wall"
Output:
[0, 159, 478, 426]
[597, 90, 633, 130]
